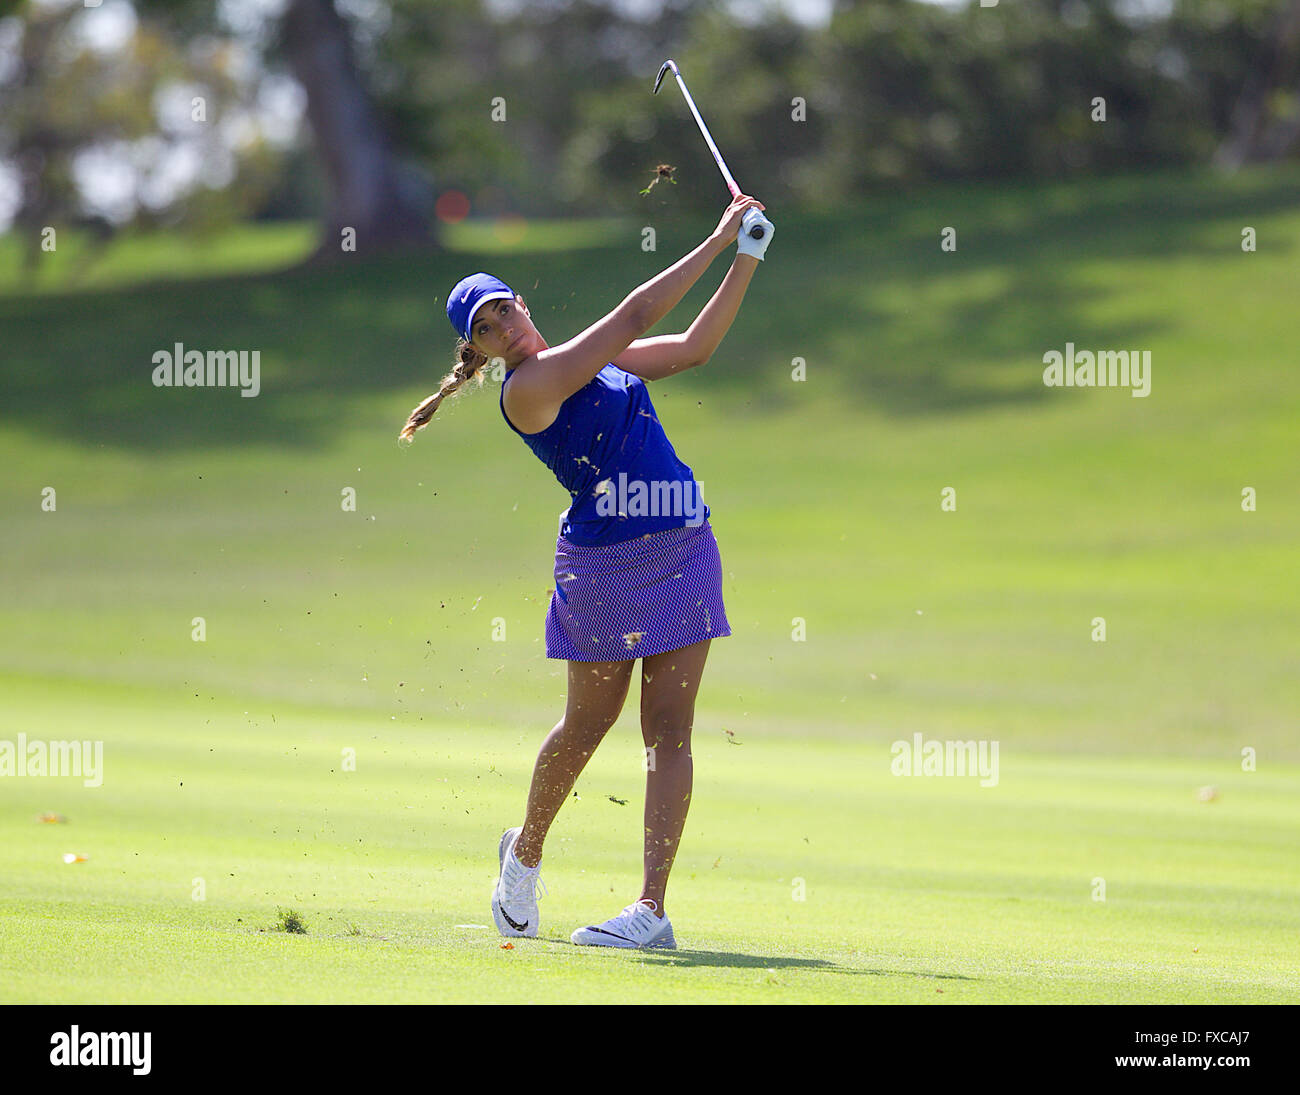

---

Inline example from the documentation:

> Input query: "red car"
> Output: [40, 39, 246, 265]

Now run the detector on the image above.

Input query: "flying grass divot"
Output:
[640, 164, 676, 196]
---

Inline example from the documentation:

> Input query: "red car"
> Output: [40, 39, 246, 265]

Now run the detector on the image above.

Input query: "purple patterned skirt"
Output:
[545, 521, 731, 661]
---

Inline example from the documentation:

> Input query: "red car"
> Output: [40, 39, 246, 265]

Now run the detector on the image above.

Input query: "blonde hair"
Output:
[398, 294, 526, 444]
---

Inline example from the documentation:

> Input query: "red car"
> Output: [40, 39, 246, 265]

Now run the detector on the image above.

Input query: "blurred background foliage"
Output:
[2, 0, 1299, 264]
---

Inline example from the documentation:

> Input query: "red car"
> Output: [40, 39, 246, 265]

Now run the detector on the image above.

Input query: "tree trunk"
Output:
[281, 0, 433, 257]
[1216, 0, 1300, 168]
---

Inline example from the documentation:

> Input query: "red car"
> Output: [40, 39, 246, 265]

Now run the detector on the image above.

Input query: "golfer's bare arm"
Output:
[504, 233, 730, 432]
[615, 253, 760, 381]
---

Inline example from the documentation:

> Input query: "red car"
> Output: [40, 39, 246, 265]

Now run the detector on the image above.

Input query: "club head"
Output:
[653, 59, 678, 95]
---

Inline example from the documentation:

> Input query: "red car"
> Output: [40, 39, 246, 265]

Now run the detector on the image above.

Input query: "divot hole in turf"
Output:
[269, 907, 308, 934]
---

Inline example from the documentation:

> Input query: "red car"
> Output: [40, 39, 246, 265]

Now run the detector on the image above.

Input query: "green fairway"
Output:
[2, 167, 1298, 1003]
[2, 678, 1296, 1004]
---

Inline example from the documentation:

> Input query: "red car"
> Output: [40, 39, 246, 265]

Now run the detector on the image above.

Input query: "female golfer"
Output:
[400, 193, 773, 948]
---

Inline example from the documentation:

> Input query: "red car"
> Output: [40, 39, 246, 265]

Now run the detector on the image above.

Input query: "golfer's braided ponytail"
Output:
[400, 293, 533, 444]
[399, 293, 529, 444]
[398, 339, 491, 443]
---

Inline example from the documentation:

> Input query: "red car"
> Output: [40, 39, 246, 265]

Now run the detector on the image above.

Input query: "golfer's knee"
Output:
[640, 705, 694, 753]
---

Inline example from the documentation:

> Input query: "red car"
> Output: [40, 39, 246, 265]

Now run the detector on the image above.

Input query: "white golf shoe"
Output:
[491, 827, 545, 939]
[571, 898, 676, 949]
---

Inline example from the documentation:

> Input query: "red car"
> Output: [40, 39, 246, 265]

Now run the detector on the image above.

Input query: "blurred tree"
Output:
[279, 0, 430, 257]
[1213, 0, 1300, 165]
[372, 0, 725, 219]
[4, 0, 1298, 260]
[134, 0, 433, 257]
[0, 0, 276, 272]
[557, 3, 821, 216]
[2, 2, 82, 273]
[816, 0, 1213, 194]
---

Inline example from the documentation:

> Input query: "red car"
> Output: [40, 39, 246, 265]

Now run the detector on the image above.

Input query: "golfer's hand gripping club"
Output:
[654, 58, 773, 253]
[738, 207, 774, 259]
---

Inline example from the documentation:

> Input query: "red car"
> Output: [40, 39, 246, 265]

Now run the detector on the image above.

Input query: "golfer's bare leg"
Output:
[638, 640, 711, 916]
[513, 658, 634, 868]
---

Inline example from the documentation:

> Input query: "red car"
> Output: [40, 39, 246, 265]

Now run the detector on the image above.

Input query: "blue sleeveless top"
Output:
[500, 363, 709, 546]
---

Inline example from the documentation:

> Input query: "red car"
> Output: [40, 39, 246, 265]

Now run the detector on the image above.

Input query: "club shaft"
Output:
[670, 71, 741, 198]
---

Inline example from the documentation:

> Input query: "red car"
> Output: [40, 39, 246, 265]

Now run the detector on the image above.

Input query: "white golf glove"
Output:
[736, 207, 775, 260]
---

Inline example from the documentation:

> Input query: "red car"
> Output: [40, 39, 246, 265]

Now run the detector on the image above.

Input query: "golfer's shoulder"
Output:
[501, 352, 546, 398]
[508, 352, 617, 396]
[501, 357, 561, 433]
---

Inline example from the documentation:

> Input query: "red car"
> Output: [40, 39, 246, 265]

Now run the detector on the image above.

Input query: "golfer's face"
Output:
[471, 298, 535, 365]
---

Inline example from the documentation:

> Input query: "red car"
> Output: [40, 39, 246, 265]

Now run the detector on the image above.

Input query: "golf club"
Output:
[653, 59, 766, 240]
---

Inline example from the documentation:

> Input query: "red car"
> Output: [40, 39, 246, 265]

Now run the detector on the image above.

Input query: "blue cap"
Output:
[447, 272, 516, 343]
